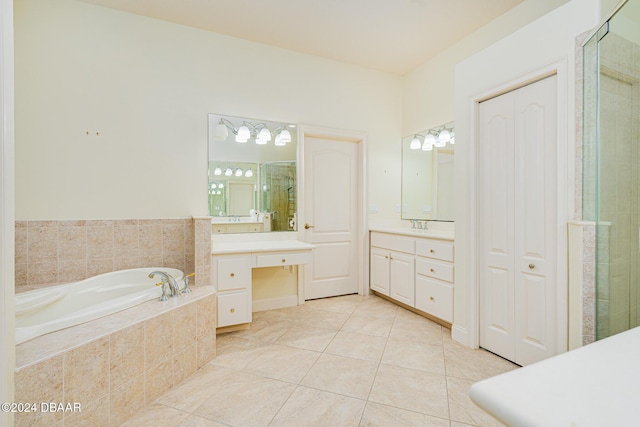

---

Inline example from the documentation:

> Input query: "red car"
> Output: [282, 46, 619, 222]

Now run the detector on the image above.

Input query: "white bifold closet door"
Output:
[478, 75, 558, 366]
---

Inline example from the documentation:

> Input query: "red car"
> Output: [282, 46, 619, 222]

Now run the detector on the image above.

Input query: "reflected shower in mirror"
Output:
[401, 121, 454, 221]
[208, 114, 298, 233]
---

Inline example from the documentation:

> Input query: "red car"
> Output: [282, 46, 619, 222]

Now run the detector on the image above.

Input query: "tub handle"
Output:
[182, 273, 195, 294]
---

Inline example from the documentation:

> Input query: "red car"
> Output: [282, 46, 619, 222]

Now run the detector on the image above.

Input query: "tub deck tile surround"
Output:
[14, 286, 217, 427]
[14, 217, 213, 292]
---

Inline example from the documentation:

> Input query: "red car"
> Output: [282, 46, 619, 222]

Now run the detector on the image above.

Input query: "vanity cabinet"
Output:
[370, 231, 454, 324]
[211, 240, 315, 330]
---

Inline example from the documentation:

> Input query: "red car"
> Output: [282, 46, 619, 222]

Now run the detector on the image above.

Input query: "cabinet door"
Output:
[370, 247, 390, 295]
[389, 251, 415, 306]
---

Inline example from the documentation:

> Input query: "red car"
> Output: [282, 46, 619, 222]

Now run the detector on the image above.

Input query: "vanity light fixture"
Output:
[410, 135, 422, 150]
[214, 116, 292, 146]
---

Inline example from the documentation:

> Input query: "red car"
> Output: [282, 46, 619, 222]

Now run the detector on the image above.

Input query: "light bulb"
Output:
[245, 169, 253, 177]
[438, 129, 450, 145]
[279, 129, 292, 143]
[235, 168, 243, 176]
[214, 166, 222, 176]
[218, 183, 224, 188]
[410, 136, 421, 150]
[236, 125, 250, 142]
[214, 119, 229, 141]
[258, 127, 271, 142]
[224, 167, 232, 176]
[422, 133, 435, 150]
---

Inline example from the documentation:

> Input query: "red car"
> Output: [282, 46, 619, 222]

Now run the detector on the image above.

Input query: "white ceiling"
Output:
[77, 0, 525, 75]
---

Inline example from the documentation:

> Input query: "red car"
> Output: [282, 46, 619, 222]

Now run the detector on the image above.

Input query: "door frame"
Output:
[297, 125, 368, 301]
[0, 0, 15, 422]
[462, 60, 569, 355]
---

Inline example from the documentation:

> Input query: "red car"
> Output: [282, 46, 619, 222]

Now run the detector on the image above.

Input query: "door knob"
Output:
[304, 223, 315, 229]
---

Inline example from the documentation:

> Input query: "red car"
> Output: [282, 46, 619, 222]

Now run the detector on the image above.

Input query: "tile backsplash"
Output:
[15, 218, 211, 292]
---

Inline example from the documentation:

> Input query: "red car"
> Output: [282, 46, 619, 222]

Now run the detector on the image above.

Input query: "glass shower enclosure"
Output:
[583, 0, 640, 339]
[260, 161, 297, 232]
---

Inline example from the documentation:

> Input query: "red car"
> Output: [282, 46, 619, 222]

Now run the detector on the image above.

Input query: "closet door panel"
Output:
[514, 75, 558, 364]
[479, 91, 516, 359]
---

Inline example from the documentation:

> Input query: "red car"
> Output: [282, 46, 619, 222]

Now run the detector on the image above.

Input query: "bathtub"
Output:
[15, 267, 184, 344]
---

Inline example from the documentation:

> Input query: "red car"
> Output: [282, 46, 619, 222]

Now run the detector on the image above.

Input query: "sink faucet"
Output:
[149, 271, 180, 301]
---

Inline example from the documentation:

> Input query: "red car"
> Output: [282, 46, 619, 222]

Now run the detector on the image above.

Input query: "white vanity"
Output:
[211, 234, 314, 330]
[369, 227, 454, 324]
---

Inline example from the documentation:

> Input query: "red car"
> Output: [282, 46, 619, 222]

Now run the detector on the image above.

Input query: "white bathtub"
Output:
[15, 267, 184, 344]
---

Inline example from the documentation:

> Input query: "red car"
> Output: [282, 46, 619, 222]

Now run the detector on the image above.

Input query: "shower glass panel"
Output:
[583, 0, 640, 340]
[260, 161, 297, 232]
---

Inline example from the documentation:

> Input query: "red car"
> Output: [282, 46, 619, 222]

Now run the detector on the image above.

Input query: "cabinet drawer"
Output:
[371, 232, 415, 254]
[218, 291, 250, 327]
[255, 251, 310, 267]
[415, 239, 454, 262]
[416, 258, 454, 283]
[415, 276, 453, 322]
[215, 255, 251, 291]
[212, 225, 227, 234]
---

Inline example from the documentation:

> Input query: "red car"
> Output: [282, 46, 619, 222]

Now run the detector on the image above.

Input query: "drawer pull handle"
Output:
[529, 264, 535, 270]
[430, 249, 435, 253]
[282, 259, 286, 263]
[230, 308, 235, 313]
[384, 255, 389, 259]
[429, 296, 435, 301]
[430, 268, 435, 273]
[230, 273, 235, 277]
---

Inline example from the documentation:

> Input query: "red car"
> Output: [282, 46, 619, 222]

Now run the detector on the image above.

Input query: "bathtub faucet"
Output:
[149, 271, 180, 301]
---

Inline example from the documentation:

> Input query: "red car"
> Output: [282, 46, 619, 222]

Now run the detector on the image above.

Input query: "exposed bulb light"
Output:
[214, 119, 229, 141]
[236, 125, 250, 143]
[258, 128, 271, 142]
[245, 169, 253, 178]
[235, 168, 243, 177]
[436, 129, 450, 147]
[279, 129, 292, 143]
[422, 133, 436, 150]
[410, 135, 421, 150]
[224, 167, 233, 176]
[214, 166, 222, 176]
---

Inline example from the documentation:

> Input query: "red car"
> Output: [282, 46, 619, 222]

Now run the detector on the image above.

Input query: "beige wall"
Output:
[14, 0, 403, 221]
[402, 0, 573, 136]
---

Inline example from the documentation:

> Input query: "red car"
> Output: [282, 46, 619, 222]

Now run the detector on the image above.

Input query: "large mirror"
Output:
[401, 121, 455, 221]
[208, 114, 298, 232]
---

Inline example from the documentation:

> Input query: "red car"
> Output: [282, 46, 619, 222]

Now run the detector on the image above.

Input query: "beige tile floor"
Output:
[123, 294, 517, 426]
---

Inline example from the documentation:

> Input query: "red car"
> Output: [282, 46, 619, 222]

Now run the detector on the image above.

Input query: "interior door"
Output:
[303, 136, 360, 300]
[479, 74, 558, 366]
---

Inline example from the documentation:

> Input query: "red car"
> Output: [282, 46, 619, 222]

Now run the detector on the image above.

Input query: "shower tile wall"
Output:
[15, 218, 212, 292]
[596, 33, 640, 338]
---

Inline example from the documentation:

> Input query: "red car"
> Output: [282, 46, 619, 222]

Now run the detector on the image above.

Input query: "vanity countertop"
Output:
[469, 326, 640, 427]
[369, 227, 454, 240]
[212, 239, 315, 255]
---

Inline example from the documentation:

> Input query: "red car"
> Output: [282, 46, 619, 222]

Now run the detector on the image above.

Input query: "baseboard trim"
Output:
[252, 295, 298, 312]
